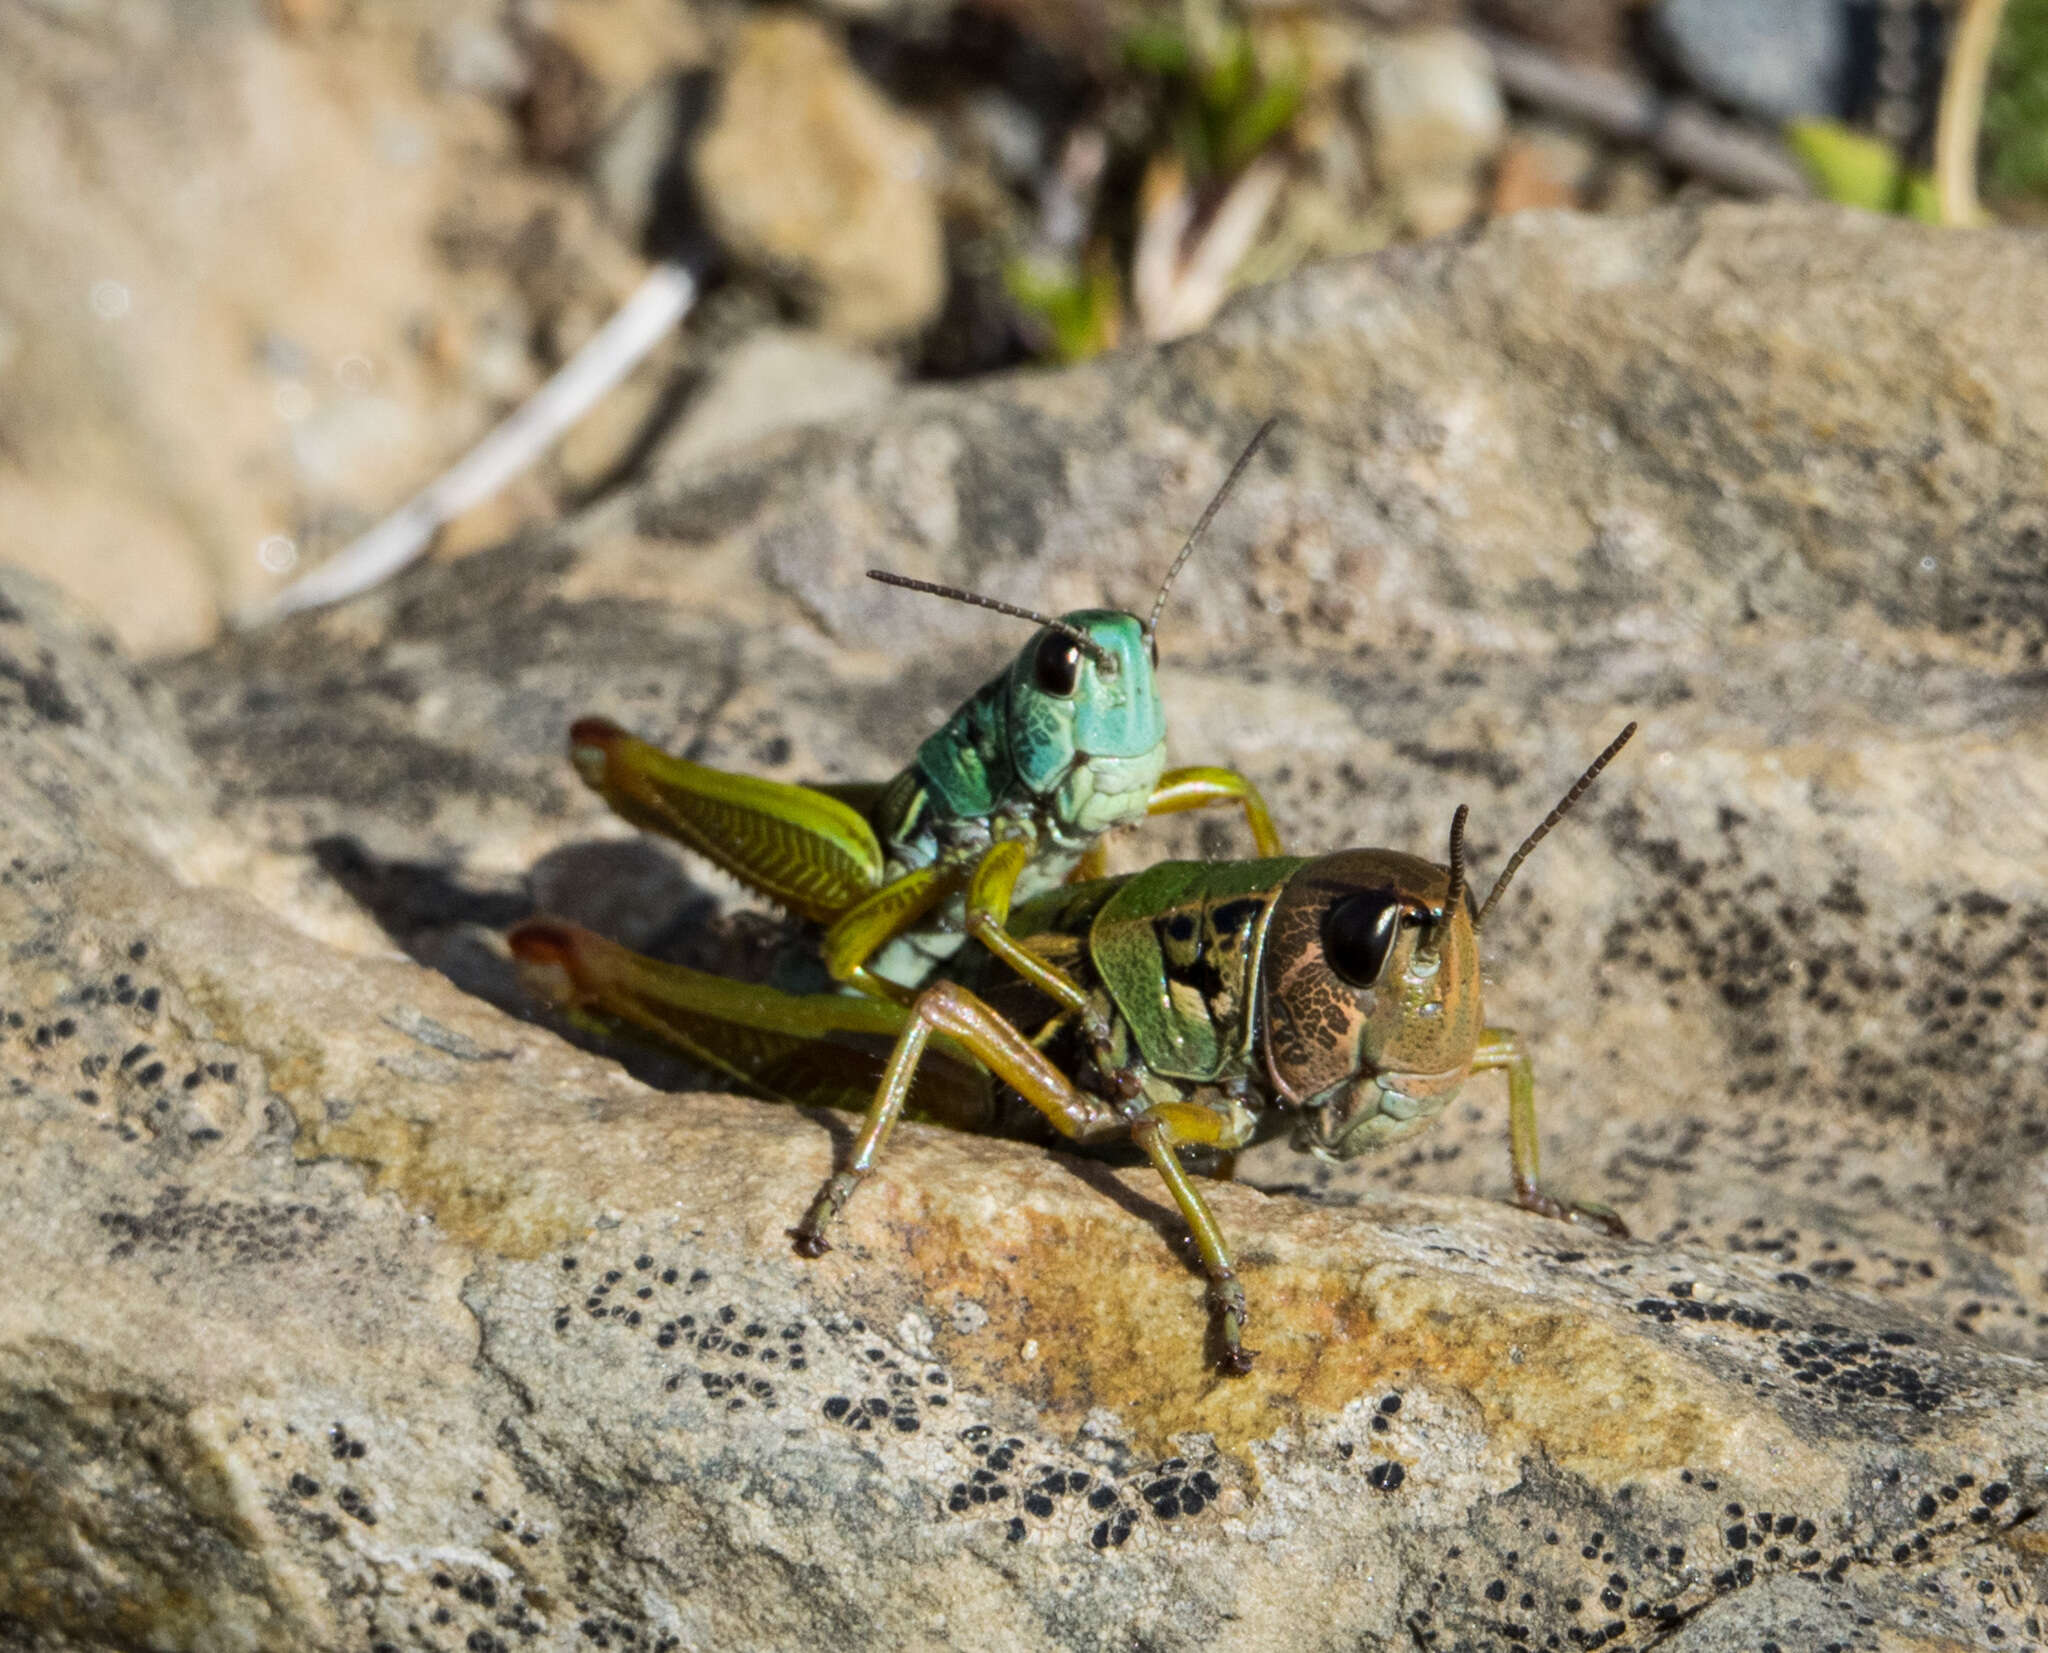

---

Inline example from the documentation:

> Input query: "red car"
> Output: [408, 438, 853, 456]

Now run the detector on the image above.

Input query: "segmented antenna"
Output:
[1441, 803, 1470, 921]
[1475, 723, 1638, 931]
[865, 570, 1118, 672]
[1417, 802, 1470, 966]
[1144, 417, 1278, 642]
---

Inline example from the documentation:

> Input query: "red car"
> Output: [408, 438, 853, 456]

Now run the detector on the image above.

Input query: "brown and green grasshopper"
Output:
[564, 423, 1282, 1005]
[512, 724, 1636, 1373]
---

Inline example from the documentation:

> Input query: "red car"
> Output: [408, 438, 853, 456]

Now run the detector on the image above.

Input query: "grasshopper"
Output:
[565, 423, 1282, 1005]
[512, 725, 1637, 1373]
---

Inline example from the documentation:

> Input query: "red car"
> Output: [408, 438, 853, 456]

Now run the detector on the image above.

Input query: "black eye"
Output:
[1034, 631, 1081, 697]
[1147, 633, 1159, 669]
[1321, 891, 1402, 989]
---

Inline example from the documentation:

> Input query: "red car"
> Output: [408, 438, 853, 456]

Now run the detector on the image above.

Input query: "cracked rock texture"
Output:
[4, 202, 2048, 1650]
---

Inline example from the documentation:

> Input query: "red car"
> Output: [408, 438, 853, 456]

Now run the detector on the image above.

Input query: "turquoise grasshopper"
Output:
[512, 725, 1637, 1373]
[565, 423, 1282, 1005]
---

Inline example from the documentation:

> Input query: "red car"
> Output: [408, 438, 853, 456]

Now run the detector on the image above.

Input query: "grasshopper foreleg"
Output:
[1146, 766, 1285, 856]
[820, 865, 963, 1003]
[1474, 1028, 1629, 1237]
[962, 840, 1116, 1056]
[1130, 1104, 1259, 1375]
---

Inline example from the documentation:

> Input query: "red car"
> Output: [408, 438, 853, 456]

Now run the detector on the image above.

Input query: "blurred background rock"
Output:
[3, 0, 2044, 654]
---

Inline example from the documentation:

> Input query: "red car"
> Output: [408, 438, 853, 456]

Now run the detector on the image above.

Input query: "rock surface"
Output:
[5, 202, 2048, 1649]
[0, 1, 679, 653]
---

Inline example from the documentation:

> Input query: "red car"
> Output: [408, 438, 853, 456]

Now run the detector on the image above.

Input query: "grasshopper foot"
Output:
[1513, 1183, 1630, 1238]
[795, 1171, 865, 1256]
[1207, 1271, 1257, 1376]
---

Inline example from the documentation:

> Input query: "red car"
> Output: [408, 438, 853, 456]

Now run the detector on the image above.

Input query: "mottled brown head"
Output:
[1258, 848, 1484, 1119]
[1256, 723, 1636, 1158]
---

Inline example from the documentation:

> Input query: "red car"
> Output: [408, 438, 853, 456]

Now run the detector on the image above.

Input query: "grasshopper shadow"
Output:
[310, 832, 744, 1093]
[1054, 1154, 1202, 1270]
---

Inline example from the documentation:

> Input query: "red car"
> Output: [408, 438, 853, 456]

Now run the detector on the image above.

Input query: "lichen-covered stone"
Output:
[5, 203, 2048, 1648]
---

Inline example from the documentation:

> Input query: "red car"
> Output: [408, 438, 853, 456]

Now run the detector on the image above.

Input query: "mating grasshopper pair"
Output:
[513, 427, 1633, 1371]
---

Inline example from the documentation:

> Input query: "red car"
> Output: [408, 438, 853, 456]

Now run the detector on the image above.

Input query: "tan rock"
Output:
[693, 15, 945, 342]
[0, 2, 640, 654]
[1491, 135, 1579, 214]
[543, 0, 707, 111]
[1362, 25, 1507, 237]
[10, 203, 2048, 1647]
[656, 326, 898, 473]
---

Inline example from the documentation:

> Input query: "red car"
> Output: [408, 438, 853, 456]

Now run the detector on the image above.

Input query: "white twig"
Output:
[1934, 0, 2008, 226]
[262, 260, 698, 620]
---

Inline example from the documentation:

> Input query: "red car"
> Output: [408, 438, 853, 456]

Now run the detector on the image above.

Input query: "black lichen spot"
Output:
[1367, 1461, 1405, 1491]
[0, 648, 82, 725]
[288, 1472, 320, 1497]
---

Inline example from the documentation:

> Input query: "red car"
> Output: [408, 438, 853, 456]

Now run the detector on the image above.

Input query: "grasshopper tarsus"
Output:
[1512, 1184, 1631, 1239]
[1207, 1273, 1257, 1376]
[795, 1171, 864, 1256]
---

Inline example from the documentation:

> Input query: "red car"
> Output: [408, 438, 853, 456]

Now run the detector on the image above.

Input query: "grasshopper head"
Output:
[867, 421, 1277, 817]
[1004, 609, 1164, 792]
[1260, 722, 1638, 1158]
[1259, 849, 1484, 1156]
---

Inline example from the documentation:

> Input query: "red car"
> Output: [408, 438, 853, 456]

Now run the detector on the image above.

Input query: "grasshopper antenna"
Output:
[866, 570, 1118, 673]
[1475, 722, 1638, 931]
[1144, 416, 1277, 644]
[1416, 803, 1469, 967]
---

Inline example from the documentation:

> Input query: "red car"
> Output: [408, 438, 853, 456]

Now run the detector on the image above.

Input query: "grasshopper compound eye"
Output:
[1033, 631, 1083, 697]
[1321, 890, 1404, 989]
